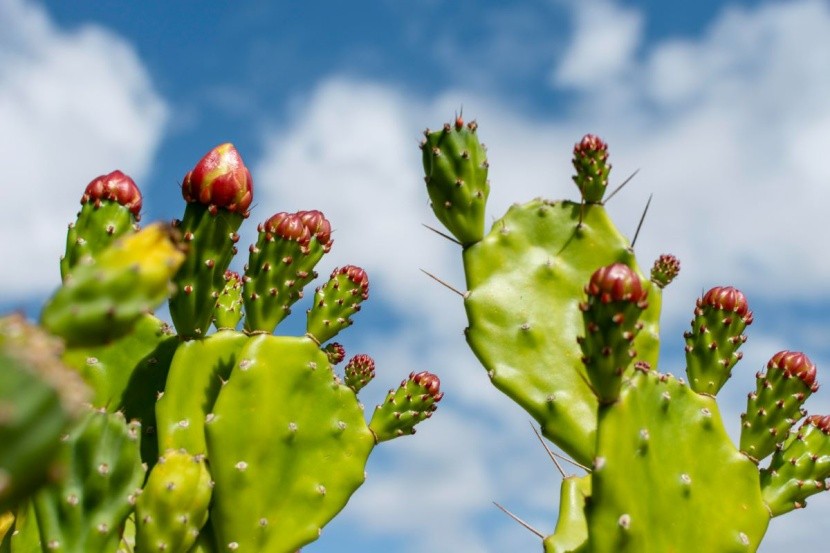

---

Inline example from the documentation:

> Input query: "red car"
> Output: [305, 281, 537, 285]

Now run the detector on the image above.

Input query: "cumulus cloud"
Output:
[0, 0, 167, 299]
[255, 1, 830, 551]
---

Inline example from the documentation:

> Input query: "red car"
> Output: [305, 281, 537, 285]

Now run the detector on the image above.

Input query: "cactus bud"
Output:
[741, 351, 819, 461]
[298, 210, 333, 252]
[182, 143, 253, 217]
[306, 265, 370, 344]
[324, 342, 346, 365]
[264, 212, 311, 244]
[81, 170, 143, 219]
[572, 134, 611, 203]
[700, 286, 753, 322]
[585, 263, 648, 305]
[650, 254, 681, 289]
[344, 353, 375, 393]
[369, 371, 442, 442]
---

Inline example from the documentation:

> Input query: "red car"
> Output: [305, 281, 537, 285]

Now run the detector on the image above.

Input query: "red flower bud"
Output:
[81, 170, 142, 219]
[182, 143, 253, 216]
[411, 371, 443, 400]
[700, 286, 752, 322]
[803, 414, 830, 434]
[298, 210, 333, 251]
[263, 212, 311, 244]
[333, 265, 369, 300]
[585, 263, 648, 304]
[768, 351, 819, 392]
[574, 134, 608, 159]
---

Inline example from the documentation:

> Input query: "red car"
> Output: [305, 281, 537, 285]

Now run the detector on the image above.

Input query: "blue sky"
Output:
[3, 0, 830, 551]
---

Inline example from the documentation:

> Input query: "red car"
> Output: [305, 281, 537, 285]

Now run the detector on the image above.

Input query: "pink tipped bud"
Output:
[81, 170, 142, 219]
[803, 414, 830, 434]
[324, 342, 346, 365]
[182, 143, 253, 216]
[298, 210, 333, 251]
[650, 254, 681, 289]
[334, 265, 369, 300]
[411, 371, 443, 400]
[768, 351, 819, 392]
[585, 263, 648, 305]
[264, 212, 311, 244]
[700, 286, 753, 322]
[574, 134, 608, 159]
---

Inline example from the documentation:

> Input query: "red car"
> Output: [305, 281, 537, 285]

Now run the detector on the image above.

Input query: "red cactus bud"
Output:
[346, 353, 374, 374]
[324, 342, 346, 365]
[81, 170, 142, 219]
[700, 286, 753, 321]
[263, 212, 311, 244]
[768, 351, 819, 392]
[334, 265, 369, 300]
[298, 210, 333, 251]
[650, 254, 681, 289]
[411, 371, 443, 400]
[585, 263, 648, 305]
[574, 134, 608, 159]
[182, 143, 253, 216]
[803, 414, 830, 434]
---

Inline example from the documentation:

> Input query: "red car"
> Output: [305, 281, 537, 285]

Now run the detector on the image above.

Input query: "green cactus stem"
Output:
[684, 286, 753, 395]
[61, 170, 143, 280]
[760, 414, 830, 516]
[572, 134, 611, 204]
[740, 351, 818, 462]
[213, 270, 244, 331]
[205, 335, 376, 552]
[343, 353, 375, 394]
[543, 475, 591, 553]
[0, 315, 88, 512]
[649, 254, 680, 289]
[369, 371, 442, 442]
[578, 263, 649, 404]
[169, 143, 253, 339]
[243, 210, 332, 334]
[33, 410, 145, 553]
[420, 116, 490, 246]
[135, 449, 212, 553]
[306, 265, 370, 344]
[42, 223, 186, 347]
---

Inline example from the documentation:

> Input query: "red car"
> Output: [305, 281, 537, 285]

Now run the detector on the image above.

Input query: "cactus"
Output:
[421, 117, 830, 551]
[1, 141, 442, 553]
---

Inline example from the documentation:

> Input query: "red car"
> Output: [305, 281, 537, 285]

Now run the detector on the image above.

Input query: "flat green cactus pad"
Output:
[205, 335, 375, 552]
[462, 199, 661, 465]
[588, 370, 770, 553]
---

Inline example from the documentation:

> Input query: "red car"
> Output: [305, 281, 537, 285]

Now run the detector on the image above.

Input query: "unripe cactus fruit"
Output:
[61, 170, 143, 279]
[170, 143, 253, 339]
[324, 342, 346, 365]
[741, 351, 818, 461]
[684, 286, 753, 395]
[369, 371, 443, 442]
[306, 265, 370, 344]
[761, 413, 830, 515]
[181, 143, 253, 217]
[572, 134, 611, 204]
[421, 116, 490, 246]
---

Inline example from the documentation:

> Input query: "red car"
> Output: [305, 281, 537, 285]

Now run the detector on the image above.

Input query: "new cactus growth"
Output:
[2, 141, 442, 553]
[421, 117, 830, 551]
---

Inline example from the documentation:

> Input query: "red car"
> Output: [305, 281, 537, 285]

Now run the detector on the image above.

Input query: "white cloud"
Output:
[246, 0, 830, 551]
[0, 0, 167, 298]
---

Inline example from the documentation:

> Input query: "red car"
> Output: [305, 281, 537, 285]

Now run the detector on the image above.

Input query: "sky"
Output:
[2, 0, 830, 551]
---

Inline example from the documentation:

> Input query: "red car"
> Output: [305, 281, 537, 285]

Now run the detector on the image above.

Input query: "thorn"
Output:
[420, 269, 469, 299]
[529, 422, 567, 478]
[630, 193, 653, 250]
[529, 422, 590, 473]
[422, 223, 462, 245]
[604, 168, 640, 203]
[492, 501, 544, 539]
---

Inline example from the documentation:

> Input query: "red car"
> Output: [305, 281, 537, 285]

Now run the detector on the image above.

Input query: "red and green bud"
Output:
[369, 371, 443, 442]
[344, 353, 375, 393]
[572, 134, 611, 204]
[324, 342, 346, 365]
[299, 210, 333, 252]
[182, 143, 253, 217]
[768, 350, 818, 392]
[699, 286, 753, 322]
[306, 265, 370, 344]
[585, 263, 648, 306]
[650, 254, 681, 289]
[81, 170, 143, 219]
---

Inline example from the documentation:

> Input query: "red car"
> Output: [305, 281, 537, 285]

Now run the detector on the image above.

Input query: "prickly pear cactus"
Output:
[421, 118, 830, 552]
[2, 142, 442, 553]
